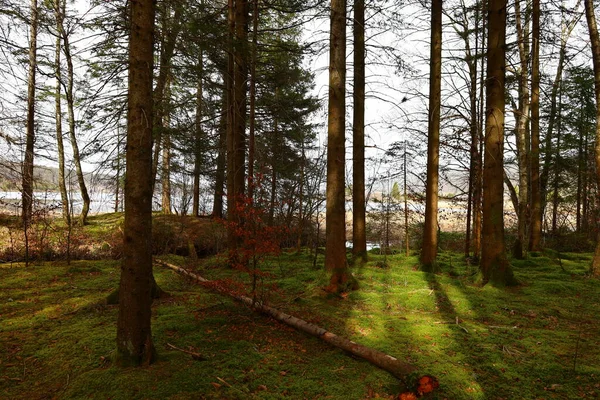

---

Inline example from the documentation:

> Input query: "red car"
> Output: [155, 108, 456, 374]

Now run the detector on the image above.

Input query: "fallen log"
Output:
[155, 259, 420, 381]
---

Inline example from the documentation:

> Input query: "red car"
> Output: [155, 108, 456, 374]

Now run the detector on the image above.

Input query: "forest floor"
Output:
[0, 214, 599, 399]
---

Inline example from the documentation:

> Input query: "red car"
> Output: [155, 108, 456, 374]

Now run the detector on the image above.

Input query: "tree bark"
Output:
[473, 0, 486, 262]
[529, 0, 542, 251]
[213, 80, 227, 219]
[116, 0, 156, 367]
[226, 0, 248, 258]
[269, 116, 278, 225]
[421, 0, 442, 272]
[352, 0, 367, 262]
[193, 51, 204, 217]
[247, 0, 258, 203]
[54, 0, 69, 224]
[512, 0, 531, 259]
[22, 0, 37, 227]
[161, 78, 172, 215]
[481, 0, 516, 286]
[226, 0, 235, 234]
[156, 259, 419, 381]
[584, 0, 600, 277]
[551, 87, 563, 235]
[464, 2, 479, 259]
[151, 2, 183, 193]
[59, 0, 90, 225]
[233, 0, 248, 198]
[325, 0, 357, 293]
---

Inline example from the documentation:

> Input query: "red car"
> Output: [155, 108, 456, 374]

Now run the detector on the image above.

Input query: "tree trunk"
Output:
[584, 0, 600, 277]
[512, 0, 531, 259]
[325, 0, 357, 293]
[193, 51, 203, 217]
[269, 117, 278, 225]
[404, 141, 409, 256]
[161, 125, 172, 214]
[227, 0, 248, 259]
[481, 0, 516, 286]
[161, 78, 172, 215]
[463, 1, 480, 259]
[473, 0, 486, 262]
[247, 0, 258, 202]
[421, 0, 442, 272]
[352, 0, 367, 262]
[22, 0, 37, 227]
[151, 2, 183, 192]
[551, 87, 563, 235]
[116, 0, 156, 367]
[226, 0, 235, 234]
[577, 123, 584, 232]
[297, 140, 305, 251]
[213, 81, 227, 219]
[157, 260, 420, 381]
[59, 3, 90, 225]
[54, 0, 69, 224]
[115, 128, 122, 213]
[233, 0, 248, 199]
[530, 0, 542, 251]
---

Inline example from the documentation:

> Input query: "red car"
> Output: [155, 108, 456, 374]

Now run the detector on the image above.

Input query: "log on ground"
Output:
[155, 259, 423, 382]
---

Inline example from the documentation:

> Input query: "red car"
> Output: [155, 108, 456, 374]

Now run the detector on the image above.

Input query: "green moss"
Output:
[1, 249, 599, 399]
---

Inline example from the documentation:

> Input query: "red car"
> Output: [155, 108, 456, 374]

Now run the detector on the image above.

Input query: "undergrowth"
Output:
[0, 247, 599, 399]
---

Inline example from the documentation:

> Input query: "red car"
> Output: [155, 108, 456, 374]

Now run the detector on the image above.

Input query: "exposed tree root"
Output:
[155, 259, 425, 383]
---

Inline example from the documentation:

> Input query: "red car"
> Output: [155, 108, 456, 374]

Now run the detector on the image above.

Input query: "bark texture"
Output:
[421, 0, 442, 271]
[530, 0, 542, 251]
[58, 0, 90, 225]
[512, 0, 530, 259]
[193, 52, 203, 217]
[481, 0, 516, 286]
[352, 0, 367, 262]
[22, 0, 38, 226]
[54, 0, 69, 224]
[325, 0, 357, 293]
[584, 0, 600, 277]
[116, 0, 156, 366]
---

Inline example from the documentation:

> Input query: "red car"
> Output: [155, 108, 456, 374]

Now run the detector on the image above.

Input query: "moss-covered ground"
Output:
[0, 235, 599, 398]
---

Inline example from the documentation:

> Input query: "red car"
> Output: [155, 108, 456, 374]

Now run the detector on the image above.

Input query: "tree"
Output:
[57, 0, 91, 225]
[511, 0, 531, 259]
[529, 0, 541, 251]
[116, 0, 156, 366]
[325, 0, 357, 293]
[584, 0, 600, 277]
[352, 0, 367, 262]
[480, 0, 516, 286]
[540, 4, 582, 215]
[22, 0, 37, 226]
[421, 0, 442, 272]
[226, 0, 248, 257]
[53, 0, 69, 224]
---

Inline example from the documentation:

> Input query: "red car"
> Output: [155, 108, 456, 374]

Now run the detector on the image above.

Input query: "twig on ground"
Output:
[2, 376, 22, 382]
[166, 342, 206, 361]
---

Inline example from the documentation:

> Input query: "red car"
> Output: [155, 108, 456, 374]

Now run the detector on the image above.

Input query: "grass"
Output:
[1, 241, 599, 399]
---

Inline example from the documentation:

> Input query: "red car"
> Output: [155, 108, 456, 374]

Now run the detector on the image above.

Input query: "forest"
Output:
[0, 0, 599, 398]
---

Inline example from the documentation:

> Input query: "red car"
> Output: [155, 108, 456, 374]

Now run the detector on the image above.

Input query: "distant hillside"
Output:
[0, 160, 111, 192]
